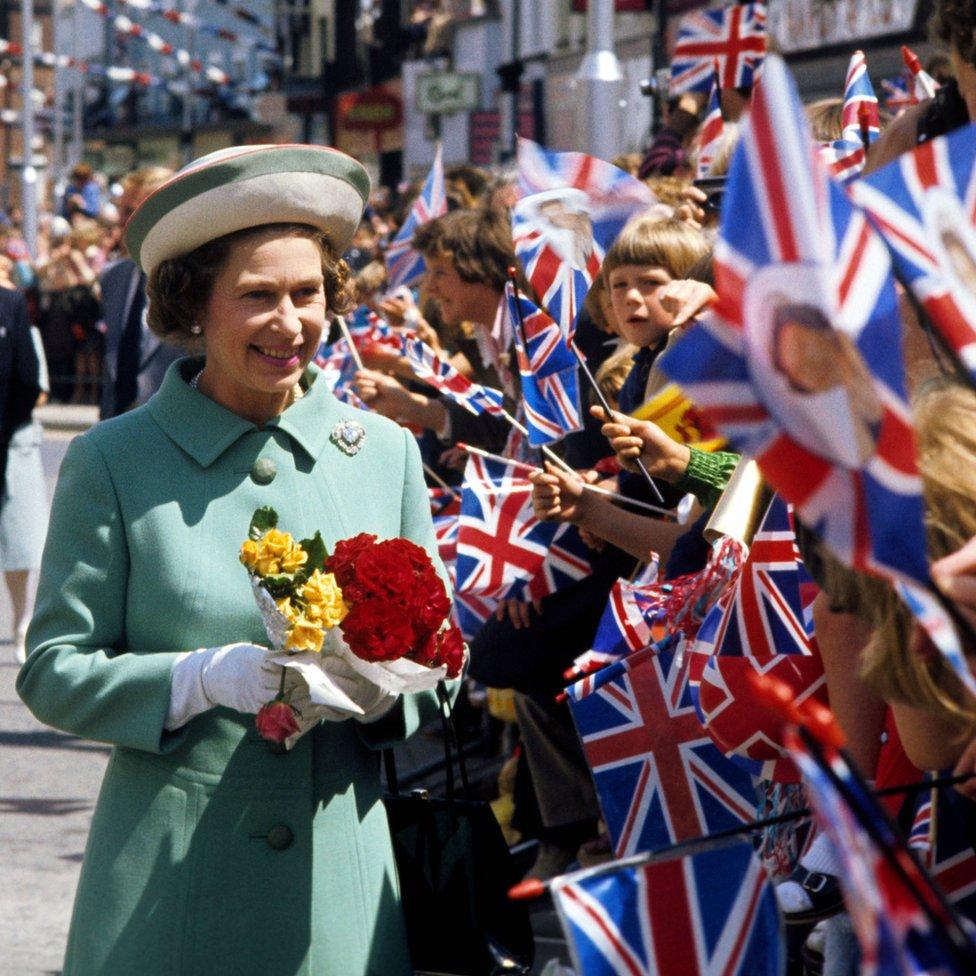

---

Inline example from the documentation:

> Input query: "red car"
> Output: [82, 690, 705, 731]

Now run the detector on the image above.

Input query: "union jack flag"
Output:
[428, 486, 461, 518]
[314, 337, 368, 408]
[452, 590, 499, 643]
[401, 335, 506, 417]
[660, 54, 928, 593]
[691, 498, 828, 763]
[525, 523, 592, 602]
[702, 497, 816, 661]
[882, 76, 916, 115]
[852, 122, 976, 382]
[695, 68, 724, 180]
[506, 283, 582, 446]
[551, 839, 784, 976]
[566, 643, 757, 858]
[455, 454, 559, 600]
[385, 143, 447, 290]
[788, 728, 975, 975]
[818, 138, 867, 185]
[570, 562, 662, 677]
[670, 3, 767, 96]
[842, 49, 880, 146]
[514, 138, 657, 343]
[432, 511, 458, 571]
[910, 784, 976, 925]
[819, 50, 880, 183]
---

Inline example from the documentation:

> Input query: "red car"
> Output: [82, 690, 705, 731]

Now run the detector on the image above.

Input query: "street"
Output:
[1, 432, 106, 975]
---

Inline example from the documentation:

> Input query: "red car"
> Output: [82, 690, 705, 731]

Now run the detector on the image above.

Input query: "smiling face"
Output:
[423, 251, 500, 328]
[199, 230, 327, 423]
[607, 263, 675, 347]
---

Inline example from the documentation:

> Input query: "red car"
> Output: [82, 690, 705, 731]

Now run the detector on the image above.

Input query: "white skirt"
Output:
[0, 420, 49, 571]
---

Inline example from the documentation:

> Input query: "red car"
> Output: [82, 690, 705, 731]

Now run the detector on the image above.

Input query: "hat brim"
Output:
[126, 145, 370, 275]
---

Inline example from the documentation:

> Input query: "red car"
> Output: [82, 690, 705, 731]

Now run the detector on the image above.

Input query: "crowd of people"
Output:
[5, 0, 976, 973]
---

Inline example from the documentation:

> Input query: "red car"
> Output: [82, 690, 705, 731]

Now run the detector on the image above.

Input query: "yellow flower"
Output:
[261, 529, 294, 557]
[276, 596, 298, 622]
[254, 551, 282, 576]
[239, 539, 261, 571]
[286, 614, 325, 653]
[280, 543, 308, 575]
[299, 570, 348, 629]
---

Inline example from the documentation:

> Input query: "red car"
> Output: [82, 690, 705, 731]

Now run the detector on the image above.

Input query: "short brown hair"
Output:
[413, 207, 517, 293]
[602, 216, 711, 281]
[70, 163, 93, 183]
[931, 0, 976, 68]
[147, 223, 351, 345]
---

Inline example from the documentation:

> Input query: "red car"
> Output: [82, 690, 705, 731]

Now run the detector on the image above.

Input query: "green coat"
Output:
[18, 357, 449, 976]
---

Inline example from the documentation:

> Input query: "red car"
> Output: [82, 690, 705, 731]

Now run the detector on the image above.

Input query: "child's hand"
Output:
[657, 279, 717, 328]
[354, 368, 413, 418]
[529, 463, 596, 525]
[591, 404, 691, 483]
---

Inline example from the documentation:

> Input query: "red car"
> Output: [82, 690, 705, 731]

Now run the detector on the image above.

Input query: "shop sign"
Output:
[416, 72, 480, 116]
[767, 0, 921, 54]
[336, 88, 403, 133]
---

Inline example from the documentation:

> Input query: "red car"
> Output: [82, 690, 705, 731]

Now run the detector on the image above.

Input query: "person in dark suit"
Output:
[0, 287, 40, 494]
[99, 166, 182, 419]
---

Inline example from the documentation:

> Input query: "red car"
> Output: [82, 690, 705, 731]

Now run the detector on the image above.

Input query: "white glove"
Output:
[277, 659, 399, 750]
[166, 643, 290, 730]
[280, 688, 352, 750]
[323, 656, 400, 724]
[268, 652, 400, 727]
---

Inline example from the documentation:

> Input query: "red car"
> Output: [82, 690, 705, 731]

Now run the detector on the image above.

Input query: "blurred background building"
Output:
[0, 0, 947, 208]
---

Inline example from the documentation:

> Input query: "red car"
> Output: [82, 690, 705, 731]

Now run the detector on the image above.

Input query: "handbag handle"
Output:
[383, 681, 471, 802]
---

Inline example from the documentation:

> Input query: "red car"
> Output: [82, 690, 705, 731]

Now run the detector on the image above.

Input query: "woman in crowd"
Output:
[18, 144, 456, 976]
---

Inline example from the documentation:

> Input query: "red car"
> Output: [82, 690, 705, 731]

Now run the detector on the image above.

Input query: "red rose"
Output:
[341, 601, 418, 661]
[353, 544, 419, 599]
[327, 533, 377, 589]
[255, 699, 300, 744]
[415, 581, 451, 633]
[436, 624, 465, 679]
[411, 630, 441, 669]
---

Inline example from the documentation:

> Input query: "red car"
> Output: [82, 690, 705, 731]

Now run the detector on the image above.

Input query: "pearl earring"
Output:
[189, 323, 202, 335]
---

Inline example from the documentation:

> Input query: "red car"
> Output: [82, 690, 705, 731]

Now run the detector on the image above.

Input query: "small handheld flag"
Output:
[670, 3, 767, 96]
[385, 144, 447, 290]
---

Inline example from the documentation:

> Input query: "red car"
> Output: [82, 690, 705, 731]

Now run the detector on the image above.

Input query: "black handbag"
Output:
[383, 684, 535, 976]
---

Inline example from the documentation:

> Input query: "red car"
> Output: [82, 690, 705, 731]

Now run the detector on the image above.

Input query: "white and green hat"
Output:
[125, 144, 371, 275]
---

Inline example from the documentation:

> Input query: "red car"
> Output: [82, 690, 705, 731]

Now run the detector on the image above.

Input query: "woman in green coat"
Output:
[18, 145, 455, 976]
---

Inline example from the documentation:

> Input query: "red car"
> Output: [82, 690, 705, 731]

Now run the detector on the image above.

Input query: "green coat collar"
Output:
[148, 356, 341, 467]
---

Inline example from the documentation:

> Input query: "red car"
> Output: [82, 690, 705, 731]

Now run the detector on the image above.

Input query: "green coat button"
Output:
[251, 458, 277, 485]
[266, 824, 293, 850]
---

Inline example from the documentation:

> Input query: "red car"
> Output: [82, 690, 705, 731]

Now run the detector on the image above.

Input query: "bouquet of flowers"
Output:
[240, 506, 463, 743]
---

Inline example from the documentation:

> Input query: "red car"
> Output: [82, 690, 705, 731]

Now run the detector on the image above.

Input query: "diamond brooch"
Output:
[330, 419, 366, 456]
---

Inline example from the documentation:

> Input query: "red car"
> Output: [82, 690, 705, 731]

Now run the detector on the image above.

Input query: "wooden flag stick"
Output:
[570, 343, 668, 505]
[497, 406, 580, 481]
[335, 315, 365, 370]
[858, 102, 873, 154]
[422, 462, 459, 497]
[504, 267, 666, 505]
[457, 442, 683, 521]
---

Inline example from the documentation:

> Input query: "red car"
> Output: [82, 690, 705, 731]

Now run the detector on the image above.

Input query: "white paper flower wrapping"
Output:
[249, 575, 446, 712]
[325, 627, 448, 695]
[250, 576, 290, 649]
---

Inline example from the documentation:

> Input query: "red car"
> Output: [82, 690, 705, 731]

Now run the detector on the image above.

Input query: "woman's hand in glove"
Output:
[322, 656, 399, 723]
[166, 643, 290, 730]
